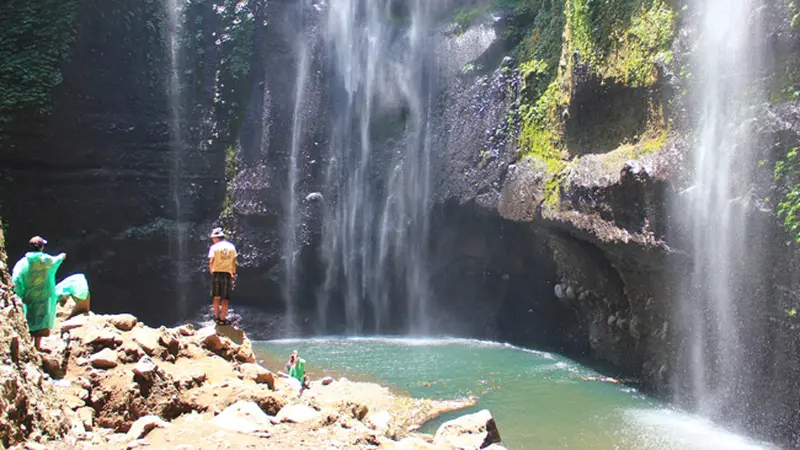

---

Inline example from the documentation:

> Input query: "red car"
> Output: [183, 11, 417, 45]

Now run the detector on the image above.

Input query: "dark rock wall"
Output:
[0, 0, 226, 325]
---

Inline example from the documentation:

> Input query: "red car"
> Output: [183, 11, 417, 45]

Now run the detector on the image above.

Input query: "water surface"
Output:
[255, 337, 775, 450]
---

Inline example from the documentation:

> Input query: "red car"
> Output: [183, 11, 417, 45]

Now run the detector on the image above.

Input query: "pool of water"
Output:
[254, 337, 776, 450]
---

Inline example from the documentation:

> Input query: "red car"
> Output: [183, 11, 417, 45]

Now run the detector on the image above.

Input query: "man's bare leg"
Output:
[213, 297, 221, 321]
[221, 299, 229, 323]
[34, 336, 42, 351]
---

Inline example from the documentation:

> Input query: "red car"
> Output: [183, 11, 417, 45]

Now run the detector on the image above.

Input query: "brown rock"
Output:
[131, 327, 161, 356]
[197, 327, 226, 353]
[118, 342, 144, 364]
[158, 328, 181, 357]
[81, 325, 122, 349]
[108, 314, 138, 331]
[90, 348, 119, 369]
[238, 363, 275, 389]
[177, 324, 195, 336]
[352, 403, 369, 421]
[60, 315, 88, 333]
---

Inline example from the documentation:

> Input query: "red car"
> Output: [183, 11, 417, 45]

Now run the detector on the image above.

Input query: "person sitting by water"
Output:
[286, 350, 310, 389]
[11, 236, 66, 350]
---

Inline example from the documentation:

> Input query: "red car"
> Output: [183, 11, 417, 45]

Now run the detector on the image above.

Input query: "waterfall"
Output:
[675, 0, 766, 423]
[165, 0, 188, 318]
[315, 0, 440, 334]
[283, 2, 311, 335]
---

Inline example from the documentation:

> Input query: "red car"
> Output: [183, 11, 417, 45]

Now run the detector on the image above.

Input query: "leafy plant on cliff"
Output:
[774, 147, 800, 242]
[0, 0, 78, 138]
[568, 0, 674, 87]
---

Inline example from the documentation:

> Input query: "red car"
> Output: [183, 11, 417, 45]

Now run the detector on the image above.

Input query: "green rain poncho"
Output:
[289, 358, 306, 382]
[12, 252, 65, 333]
[56, 274, 90, 302]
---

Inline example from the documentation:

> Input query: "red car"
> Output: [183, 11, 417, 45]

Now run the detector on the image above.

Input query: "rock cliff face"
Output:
[3, 0, 800, 445]
[0, 222, 70, 446]
[429, 0, 800, 445]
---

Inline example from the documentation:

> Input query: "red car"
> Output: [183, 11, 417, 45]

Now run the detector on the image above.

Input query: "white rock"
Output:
[210, 401, 271, 434]
[433, 409, 501, 449]
[126, 415, 168, 440]
[365, 410, 392, 431]
[275, 404, 321, 424]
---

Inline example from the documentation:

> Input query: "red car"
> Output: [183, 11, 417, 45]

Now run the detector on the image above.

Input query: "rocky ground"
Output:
[2, 295, 505, 450]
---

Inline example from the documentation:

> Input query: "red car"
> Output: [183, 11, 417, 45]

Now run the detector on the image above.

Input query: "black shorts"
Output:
[211, 272, 233, 300]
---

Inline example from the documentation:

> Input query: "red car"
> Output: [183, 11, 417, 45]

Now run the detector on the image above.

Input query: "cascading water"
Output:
[283, 2, 311, 335]
[165, 0, 188, 318]
[315, 0, 441, 334]
[674, 0, 766, 424]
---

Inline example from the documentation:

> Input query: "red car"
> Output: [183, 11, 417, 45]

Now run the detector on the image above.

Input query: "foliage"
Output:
[182, 0, 257, 143]
[0, 0, 78, 135]
[774, 147, 800, 242]
[568, 0, 674, 87]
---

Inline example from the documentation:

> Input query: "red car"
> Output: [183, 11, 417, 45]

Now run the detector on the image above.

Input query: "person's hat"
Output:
[29, 236, 48, 248]
[209, 227, 226, 239]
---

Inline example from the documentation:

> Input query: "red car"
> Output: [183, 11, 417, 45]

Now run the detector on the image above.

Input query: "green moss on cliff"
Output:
[567, 0, 674, 87]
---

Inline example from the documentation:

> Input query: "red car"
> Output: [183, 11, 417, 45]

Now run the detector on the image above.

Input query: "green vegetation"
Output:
[568, 0, 674, 87]
[476, 0, 676, 206]
[0, 0, 78, 138]
[774, 147, 800, 242]
[219, 144, 238, 225]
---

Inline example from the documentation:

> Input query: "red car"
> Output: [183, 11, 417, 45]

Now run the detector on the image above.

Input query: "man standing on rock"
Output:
[208, 228, 237, 325]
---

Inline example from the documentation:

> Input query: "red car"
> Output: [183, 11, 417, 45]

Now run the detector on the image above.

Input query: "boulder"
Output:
[196, 327, 226, 353]
[433, 409, 501, 449]
[81, 325, 122, 349]
[158, 328, 181, 356]
[132, 356, 161, 384]
[238, 363, 275, 389]
[118, 342, 145, 364]
[90, 348, 118, 369]
[131, 327, 161, 356]
[177, 324, 195, 336]
[125, 415, 168, 440]
[275, 404, 321, 424]
[108, 314, 138, 331]
[77, 407, 95, 431]
[210, 401, 271, 435]
[321, 376, 334, 386]
[365, 410, 392, 431]
[60, 315, 88, 332]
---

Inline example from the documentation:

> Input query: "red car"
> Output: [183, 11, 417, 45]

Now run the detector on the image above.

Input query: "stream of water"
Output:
[674, 0, 766, 421]
[256, 338, 775, 450]
[164, 0, 188, 319]
[314, 0, 442, 335]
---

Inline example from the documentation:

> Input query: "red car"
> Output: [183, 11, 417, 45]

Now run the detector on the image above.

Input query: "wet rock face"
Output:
[0, 1, 224, 326]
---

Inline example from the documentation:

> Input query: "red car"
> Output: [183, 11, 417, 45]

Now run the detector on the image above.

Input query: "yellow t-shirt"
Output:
[208, 240, 237, 274]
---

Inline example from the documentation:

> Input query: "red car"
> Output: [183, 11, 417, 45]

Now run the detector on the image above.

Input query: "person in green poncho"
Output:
[286, 350, 309, 389]
[11, 236, 66, 350]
